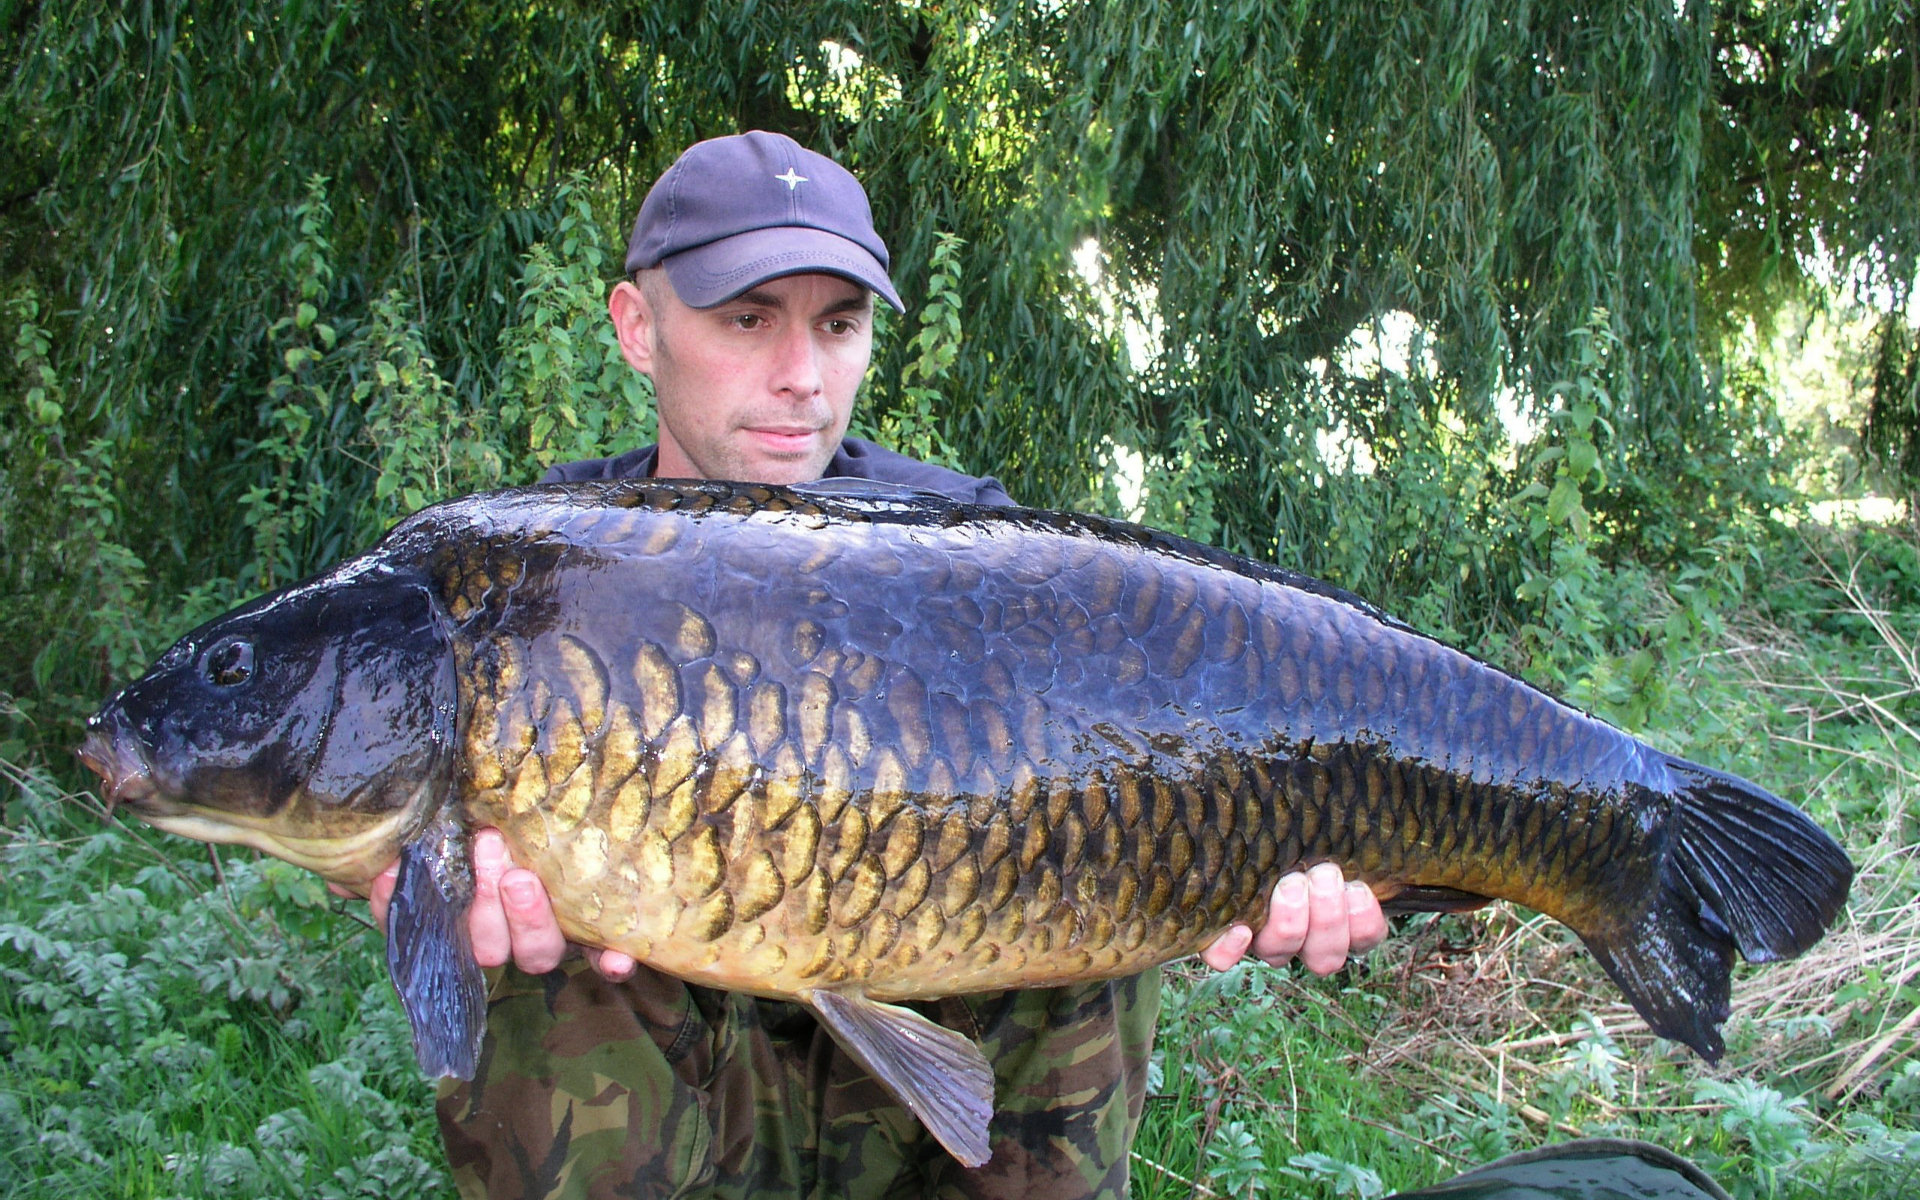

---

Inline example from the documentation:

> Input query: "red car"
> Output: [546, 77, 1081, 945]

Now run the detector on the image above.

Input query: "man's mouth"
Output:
[744, 426, 825, 454]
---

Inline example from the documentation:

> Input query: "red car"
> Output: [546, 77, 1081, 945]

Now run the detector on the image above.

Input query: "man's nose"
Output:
[770, 325, 823, 398]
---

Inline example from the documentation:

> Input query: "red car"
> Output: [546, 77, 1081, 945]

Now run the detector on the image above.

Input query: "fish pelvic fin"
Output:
[1585, 754, 1854, 1062]
[387, 808, 486, 1079]
[801, 988, 996, 1168]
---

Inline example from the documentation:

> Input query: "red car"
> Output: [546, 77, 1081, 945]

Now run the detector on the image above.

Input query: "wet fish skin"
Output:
[79, 479, 1855, 1168]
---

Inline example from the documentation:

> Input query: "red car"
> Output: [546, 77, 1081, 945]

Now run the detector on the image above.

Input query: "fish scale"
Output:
[81, 478, 1853, 1168]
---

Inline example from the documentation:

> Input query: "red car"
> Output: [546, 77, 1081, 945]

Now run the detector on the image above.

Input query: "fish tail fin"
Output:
[1583, 754, 1852, 1061]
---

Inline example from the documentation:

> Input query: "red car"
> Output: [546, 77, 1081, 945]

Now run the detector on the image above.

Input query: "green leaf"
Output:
[1546, 476, 1583, 526]
[1663, 609, 1694, 645]
[1567, 437, 1599, 479]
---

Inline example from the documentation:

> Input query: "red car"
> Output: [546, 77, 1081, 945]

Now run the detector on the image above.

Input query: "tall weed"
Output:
[244, 175, 344, 593]
[1, 295, 154, 744]
[1508, 311, 1619, 683]
[855, 230, 969, 471]
[494, 178, 655, 474]
[355, 288, 504, 528]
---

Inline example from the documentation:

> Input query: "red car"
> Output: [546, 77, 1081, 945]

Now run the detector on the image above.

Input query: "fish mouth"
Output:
[77, 726, 419, 884]
[76, 729, 156, 817]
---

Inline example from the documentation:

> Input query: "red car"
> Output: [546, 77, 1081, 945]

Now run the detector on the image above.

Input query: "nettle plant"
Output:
[0, 764, 447, 1199]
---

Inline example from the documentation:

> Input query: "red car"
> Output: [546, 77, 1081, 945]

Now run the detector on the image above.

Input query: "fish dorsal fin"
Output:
[386, 808, 486, 1079]
[801, 988, 995, 1167]
[791, 477, 951, 504]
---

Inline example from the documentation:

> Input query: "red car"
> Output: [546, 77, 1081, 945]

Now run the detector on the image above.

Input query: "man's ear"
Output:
[608, 280, 656, 375]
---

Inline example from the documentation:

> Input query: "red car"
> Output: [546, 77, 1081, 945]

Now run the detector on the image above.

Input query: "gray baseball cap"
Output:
[624, 131, 904, 312]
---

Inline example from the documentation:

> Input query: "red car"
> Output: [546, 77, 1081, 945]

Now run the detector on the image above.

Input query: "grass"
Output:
[3, 522, 1915, 1199]
[1137, 840, 1920, 1199]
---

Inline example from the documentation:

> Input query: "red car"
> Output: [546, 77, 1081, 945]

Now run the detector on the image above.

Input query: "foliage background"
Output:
[3, 1, 1918, 1197]
[4, 0, 1917, 733]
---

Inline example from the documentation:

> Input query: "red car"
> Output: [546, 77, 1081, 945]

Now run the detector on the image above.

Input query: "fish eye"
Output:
[203, 639, 255, 688]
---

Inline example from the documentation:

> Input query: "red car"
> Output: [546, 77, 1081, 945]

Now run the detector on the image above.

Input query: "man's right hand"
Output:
[329, 829, 639, 981]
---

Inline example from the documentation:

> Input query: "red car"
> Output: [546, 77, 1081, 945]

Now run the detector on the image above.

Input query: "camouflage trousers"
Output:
[436, 961, 1162, 1200]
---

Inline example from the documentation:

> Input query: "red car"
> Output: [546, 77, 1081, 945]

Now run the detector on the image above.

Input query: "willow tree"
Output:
[1697, 0, 1920, 491]
[3, 0, 1915, 749]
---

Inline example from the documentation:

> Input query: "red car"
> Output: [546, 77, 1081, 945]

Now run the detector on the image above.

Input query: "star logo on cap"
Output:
[774, 167, 808, 190]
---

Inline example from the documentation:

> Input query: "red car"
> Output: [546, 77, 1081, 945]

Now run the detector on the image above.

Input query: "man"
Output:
[355, 131, 1387, 1198]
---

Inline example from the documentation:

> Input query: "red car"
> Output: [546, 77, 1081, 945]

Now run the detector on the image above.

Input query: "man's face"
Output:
[610, 271, 876, 485]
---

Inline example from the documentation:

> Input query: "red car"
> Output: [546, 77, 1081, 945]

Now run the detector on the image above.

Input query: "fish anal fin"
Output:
[802, 988, 995, 1167]
[387, 811, 486, 1079]
[1376, 884, 1494, 915]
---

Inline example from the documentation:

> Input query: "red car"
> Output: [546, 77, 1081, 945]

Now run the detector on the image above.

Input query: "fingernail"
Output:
[503, 875, 537, 908]
[1278, 874, 1308, 904]
[1346, 881, 1373, 900]
[474, 834, 503, 871]
[1309, 862, 1343, 891]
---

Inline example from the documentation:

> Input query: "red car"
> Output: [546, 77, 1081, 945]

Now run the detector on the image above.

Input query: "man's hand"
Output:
[328, 829, 638, 981]
[1199, 862, 1388, 976]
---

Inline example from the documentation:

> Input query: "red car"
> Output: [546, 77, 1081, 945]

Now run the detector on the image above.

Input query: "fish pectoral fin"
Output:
[1376, 884, 1494, 915]
[387, 814, 486, 1080]
[801, 988, 995, 1168]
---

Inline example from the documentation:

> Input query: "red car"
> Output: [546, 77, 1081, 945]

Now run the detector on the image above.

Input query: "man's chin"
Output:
[732, 440, 836, 485]
[756, 462, 832, 487]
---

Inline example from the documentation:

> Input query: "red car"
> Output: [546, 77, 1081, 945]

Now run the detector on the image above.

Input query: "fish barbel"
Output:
[78, 479, 1854, 1165]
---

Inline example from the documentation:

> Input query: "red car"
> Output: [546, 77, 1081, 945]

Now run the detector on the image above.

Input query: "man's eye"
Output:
[824, 319, 856, 335]
[731, 313, 766, 331]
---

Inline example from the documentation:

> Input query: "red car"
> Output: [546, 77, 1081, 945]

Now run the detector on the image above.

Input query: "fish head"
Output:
[77, 565, 457, 887]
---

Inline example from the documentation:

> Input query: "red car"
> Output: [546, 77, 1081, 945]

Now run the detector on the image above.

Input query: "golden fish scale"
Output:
[441, 496, 1662, 1002]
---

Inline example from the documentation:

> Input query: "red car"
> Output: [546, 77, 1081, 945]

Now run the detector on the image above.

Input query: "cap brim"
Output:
[658, 226, 905, 312]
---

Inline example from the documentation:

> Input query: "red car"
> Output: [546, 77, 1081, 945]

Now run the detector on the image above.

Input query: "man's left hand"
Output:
[330, 828, 640, 981]
[1199, 862, 1388, 976]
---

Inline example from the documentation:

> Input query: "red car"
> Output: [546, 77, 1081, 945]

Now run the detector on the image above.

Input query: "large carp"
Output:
[80, 479, 1852, 1166]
